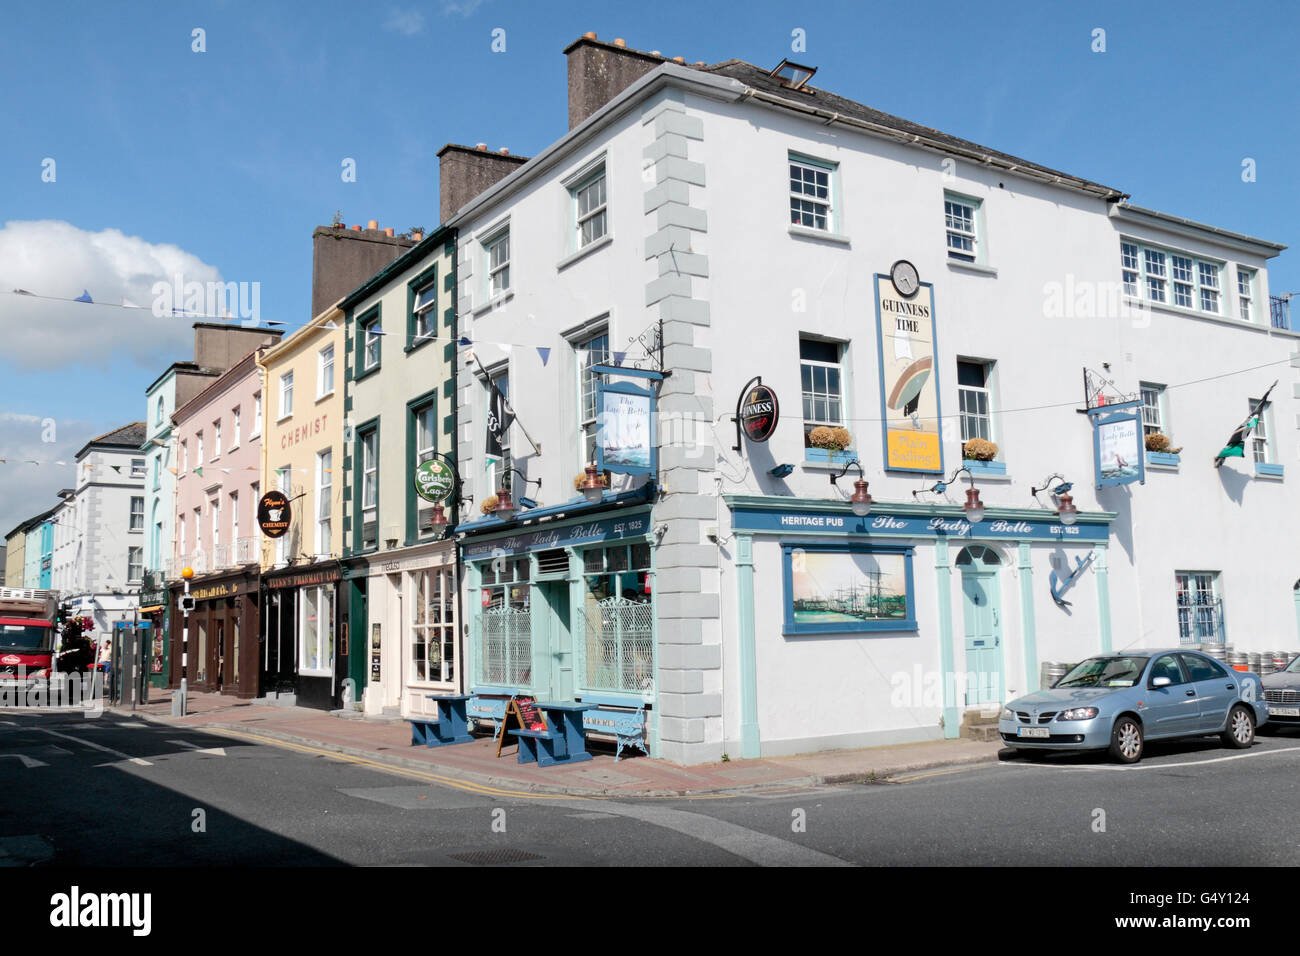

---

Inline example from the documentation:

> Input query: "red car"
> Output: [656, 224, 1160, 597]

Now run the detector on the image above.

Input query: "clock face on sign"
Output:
[890, 260, 920, 298]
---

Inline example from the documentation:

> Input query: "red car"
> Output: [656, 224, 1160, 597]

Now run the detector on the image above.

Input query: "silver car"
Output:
[1261, 654, 1300, 727]
[998, 649, 1269, 764]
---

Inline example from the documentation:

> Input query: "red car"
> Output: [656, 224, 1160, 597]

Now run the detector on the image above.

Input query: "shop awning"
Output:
[454, 484, 655, 537]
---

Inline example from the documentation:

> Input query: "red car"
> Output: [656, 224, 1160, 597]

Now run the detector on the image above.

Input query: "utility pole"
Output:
[171, 567, 194, 717]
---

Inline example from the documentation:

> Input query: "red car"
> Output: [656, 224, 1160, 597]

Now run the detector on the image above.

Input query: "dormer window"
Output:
[770, 59, 817, 90]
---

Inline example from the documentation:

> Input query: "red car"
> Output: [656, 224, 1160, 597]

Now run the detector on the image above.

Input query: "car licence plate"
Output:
[1272, 707, 1300, 717]
[1017, 727, 1050, 738]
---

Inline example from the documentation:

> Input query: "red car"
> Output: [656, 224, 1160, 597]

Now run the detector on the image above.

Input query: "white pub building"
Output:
[445, 35, 1299, 765]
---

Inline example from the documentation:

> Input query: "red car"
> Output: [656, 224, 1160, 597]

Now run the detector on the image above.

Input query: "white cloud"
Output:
[0, 414, 100, 539]
[384, 8, 426, 34]
[0, 220, 224, 372]
[441, 0, 484, 18]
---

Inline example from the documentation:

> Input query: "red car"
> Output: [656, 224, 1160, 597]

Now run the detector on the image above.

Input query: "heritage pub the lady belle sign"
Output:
[874, 268, 943, 473]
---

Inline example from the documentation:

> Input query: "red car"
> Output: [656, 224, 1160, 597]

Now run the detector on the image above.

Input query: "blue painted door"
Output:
[961, 572, 1003, 705]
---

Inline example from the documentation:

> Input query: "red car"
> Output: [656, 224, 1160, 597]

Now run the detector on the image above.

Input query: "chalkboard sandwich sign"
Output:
[496, 695, 548, 757]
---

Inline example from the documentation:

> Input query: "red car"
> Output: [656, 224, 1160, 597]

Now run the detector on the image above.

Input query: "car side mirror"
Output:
[1151, 676, 1172, 688]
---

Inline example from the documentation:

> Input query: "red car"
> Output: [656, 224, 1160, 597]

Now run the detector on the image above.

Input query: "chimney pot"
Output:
[367, 219, 378, 231]
[384, 227, 394, 237]
[412, 232, 423, 241]
[649, 50, 661, 56]
[476, 142, 488, 151]
[672, 56, 684, 64]
[351, 224, 362, 231]
[498, 147, 509, 155]
[613, 38, 626, 47]
[583, 31, 596, 39]
[694, 61, 706, 67]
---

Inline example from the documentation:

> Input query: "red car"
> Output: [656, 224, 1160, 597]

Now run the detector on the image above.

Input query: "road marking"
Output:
[1001, 744, 1300, 773]
[166, 739, 227, 756]
[204, 727, 574, 801]
[563, 800, 853, 867]
[36, 727, 152, 766]
[892, 765, 985, 783]
[0, 754, 47, 768]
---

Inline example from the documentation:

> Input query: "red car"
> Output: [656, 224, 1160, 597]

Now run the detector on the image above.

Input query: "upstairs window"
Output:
[1237, 267, 1255, 322]
[957, 360, 994, 444]
[279, 371, 294, 419]
[1199, 262, 1220, 313]
[800, 337, 844, 447]
[1121, 239, 1224, 315]
[1248, 398, 1272, 464]
[129, 496, 144, 531]
[212, 420, 221, 458]
[361, 311, 382, 371]
[789, 155, 833, 231]
[251, 392, 263, 437]
[231, 407, 241, 448]
[1144, 249, 1167, 303]
[573, 166, 608, 248]
[1170, 255, 1195, 309]
[318, 344, 335, 397]
[1140, 383, 1167, 438]
[485, 230, 511, 297]
[577, 333, 610, 465]
[944, 195, 979, 262]
[413, 281, 438, 341]
[360, 428, 378, 551]
[130, 458, 146, 479]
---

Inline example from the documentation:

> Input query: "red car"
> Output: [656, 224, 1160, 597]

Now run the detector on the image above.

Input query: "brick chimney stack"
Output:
[437, 143, 529, 222]
[310, 221, 416, 319]
[563, 33, 668, 130]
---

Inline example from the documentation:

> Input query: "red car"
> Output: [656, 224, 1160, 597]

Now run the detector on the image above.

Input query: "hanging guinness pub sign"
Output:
[733, 376, 780, 450]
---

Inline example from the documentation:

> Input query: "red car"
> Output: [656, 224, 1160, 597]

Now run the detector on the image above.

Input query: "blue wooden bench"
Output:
[409, 694, 474, 748]
[509, 701, 595, 767]
[581, 704, 648, 761]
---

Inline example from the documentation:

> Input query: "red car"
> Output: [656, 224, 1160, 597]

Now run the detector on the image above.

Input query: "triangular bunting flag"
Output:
[193, 467, 204, 477]
[458, 336, 472, 346]
[537, 347, 551, 366]
[612, 352, 626, 366]
[75, 289, 93, 303]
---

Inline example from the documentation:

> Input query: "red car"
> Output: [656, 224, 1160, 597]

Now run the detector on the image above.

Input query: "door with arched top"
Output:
[957, 545, 1004, 706]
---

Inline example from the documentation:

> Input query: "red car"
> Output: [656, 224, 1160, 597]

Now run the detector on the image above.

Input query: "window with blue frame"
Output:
[782, 543, 917, 635]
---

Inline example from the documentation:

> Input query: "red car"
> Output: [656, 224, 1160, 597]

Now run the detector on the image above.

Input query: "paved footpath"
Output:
[110, 691, 999, 796]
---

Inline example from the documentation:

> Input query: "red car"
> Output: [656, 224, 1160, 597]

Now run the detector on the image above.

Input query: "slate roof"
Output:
[75, 422, 147, 460]
[701, 59, 1126, 200]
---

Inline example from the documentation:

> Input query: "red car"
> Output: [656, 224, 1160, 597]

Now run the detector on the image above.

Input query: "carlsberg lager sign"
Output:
[414, 459, 456, 503]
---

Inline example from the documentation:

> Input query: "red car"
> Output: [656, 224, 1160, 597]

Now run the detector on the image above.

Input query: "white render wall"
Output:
[451, 67, 1299, 761]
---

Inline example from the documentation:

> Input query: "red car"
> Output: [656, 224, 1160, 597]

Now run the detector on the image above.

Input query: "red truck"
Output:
[0, 587, 59, 692]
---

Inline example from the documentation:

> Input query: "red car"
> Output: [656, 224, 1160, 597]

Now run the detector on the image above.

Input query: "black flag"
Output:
[1215, 382, 1276, 467]
[485, 378, 515, 458]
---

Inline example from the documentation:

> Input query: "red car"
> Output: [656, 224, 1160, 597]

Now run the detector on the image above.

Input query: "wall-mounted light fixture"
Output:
[1031, 474, 1078, 526]
[829, 458, 874, 517]
[768, 463, 795, 479]
[495, 468, 542, 522]
[913, 466, 985, 524]
[578, 461, 605, 504]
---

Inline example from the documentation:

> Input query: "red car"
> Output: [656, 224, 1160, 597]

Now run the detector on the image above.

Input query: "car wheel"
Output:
[1109, 715, 1143, 764]
[1221, 705, 1255, 749]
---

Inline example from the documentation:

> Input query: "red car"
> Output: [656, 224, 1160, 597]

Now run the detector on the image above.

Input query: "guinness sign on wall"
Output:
[740, 383, 780, 442]
[258, 490, 292, 539]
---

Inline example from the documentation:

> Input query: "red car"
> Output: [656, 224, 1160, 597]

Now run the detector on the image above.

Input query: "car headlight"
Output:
[1000, 707, 1015, 721]
[1059, 706, 1099, 721]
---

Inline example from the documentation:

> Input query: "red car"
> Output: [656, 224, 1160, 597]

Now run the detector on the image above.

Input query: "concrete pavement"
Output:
[111, 691, 1000, 796]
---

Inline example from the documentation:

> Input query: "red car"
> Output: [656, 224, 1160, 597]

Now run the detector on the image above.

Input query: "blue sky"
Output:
[1, 0, 1297, 530]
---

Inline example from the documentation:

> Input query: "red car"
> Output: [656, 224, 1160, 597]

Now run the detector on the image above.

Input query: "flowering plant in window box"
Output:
[961, 438, 998, 462]
[809, 426, 852, 451]
[1144, 432, 1182, 454]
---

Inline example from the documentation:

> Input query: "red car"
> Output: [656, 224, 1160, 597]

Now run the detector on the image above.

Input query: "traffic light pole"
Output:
[171, 571, 192, 717]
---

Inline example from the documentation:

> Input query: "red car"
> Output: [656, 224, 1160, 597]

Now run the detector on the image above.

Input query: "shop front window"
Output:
[300, 585, 335, 675]
[412, 567, 456, 684]
[580, 543, 653, 695]
[477, 557, 531, 687]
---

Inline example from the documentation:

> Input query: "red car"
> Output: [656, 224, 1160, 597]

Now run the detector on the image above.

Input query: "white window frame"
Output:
[212, 419, 221, 459]
[315, 449, 332, 558]
[575, 330, 610, 468]
[957, 360, 994, 445]
[180, 440, 188, 473]
[1249, 398, 1272, 464]
[179, 513, 186, 557]
[129, 496, 144, 531]
[572, 165, 608, 249]
[799, 337, 846, 446]
[130, 457, 146, 479]
[414, 404, 438, 538]
[361, 432, 378, 551]
[410, 566, 457, 686]
[485, 228, 511, 298]
[128, 546, 143, 583]
[1122, 239, 1224, 316]
[230, 490, 239, 547]
[1140, 383, 1167, 437]
[789, 154, 834, 232]
[944, 194, 980, 263]
[211, 496, 220, 553]
[231, 406, 241, 449]
[298, 584, 335, 677]
[279, 371, 294, 420]
[196, 432, 204, 465]
[155, 398, 164, 426]
[251, 392, 263, 438]
[275, 468, 290, 565]
[413, 282, 438, 340]
[318, 344, 335, 398]
[1237, 266, 1255, 322]
[1176, 571, 1223, 644]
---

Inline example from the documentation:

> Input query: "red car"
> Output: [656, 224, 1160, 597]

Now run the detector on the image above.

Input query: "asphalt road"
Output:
[3, 710, 1299, 867]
